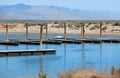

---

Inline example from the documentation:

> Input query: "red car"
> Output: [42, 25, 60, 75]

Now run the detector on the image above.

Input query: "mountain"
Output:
[0, 3, 120, 20]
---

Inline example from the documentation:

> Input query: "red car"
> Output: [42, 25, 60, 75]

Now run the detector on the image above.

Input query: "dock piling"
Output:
[83, 23, 85, 39]
[100, 22, 102, 42]
[25, 23, 28, 41]
[64, 22, 67, 40]
[40, 25, 43, 50]
[5, 23, 8, 41]
[46, 23, 48, 40]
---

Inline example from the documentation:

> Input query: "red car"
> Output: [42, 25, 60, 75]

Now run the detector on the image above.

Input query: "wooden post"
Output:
[40, 25, 43, 50]
[83, 23, 85, 39]
[100, 22, 102, 41]
[81, 23, 83, 38]
[6, 23, 8, 41]
[25, 23, 28, 41]
[46, 23, 48, 40]
[64, 22, 67, 40]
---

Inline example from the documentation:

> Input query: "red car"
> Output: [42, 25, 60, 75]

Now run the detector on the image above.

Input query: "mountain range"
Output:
[0, 3, 120, 20]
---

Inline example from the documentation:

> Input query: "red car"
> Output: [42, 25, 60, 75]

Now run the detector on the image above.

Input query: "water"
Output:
[0, 33, 120, 78]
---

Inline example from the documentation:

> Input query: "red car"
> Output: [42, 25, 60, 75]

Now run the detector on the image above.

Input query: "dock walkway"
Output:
[0, 40, 19, 45]
[0, 49, 56, 57]
[0, 38, 119, 46]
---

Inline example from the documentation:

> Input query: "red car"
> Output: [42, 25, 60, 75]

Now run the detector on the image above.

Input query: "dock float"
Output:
[0, 49, 56, 57]
[102, 39, 120, 43]
[61, 40, 82, 44]
[0, 41, 19, 46]
[18, 40, 62, 45]
[81, 39, 101, 43]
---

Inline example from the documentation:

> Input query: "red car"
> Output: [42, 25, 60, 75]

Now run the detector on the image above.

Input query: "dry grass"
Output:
[58, 70, 109, 78]
[58, 71, 74, 78]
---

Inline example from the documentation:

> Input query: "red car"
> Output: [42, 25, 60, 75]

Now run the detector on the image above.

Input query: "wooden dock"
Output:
[17, 40, 62, 45]
[61, 40, 82, 44]
[0, 38, 119, 46]
[0, 49, 56, 57]
[0, 41, 19, 46]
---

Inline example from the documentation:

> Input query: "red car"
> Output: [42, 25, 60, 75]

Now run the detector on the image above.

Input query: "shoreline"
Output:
[0, 22, 120, 37]
[0, 31, 119, 37]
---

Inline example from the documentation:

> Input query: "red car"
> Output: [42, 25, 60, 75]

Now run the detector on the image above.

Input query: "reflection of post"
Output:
[64, 43, 66, 71]
[40, 25, 43, 50]
[6, 23, 8, 41]
[100, 43, 102, 73]
[40, 55, 43, 73]
[100, 22, 102, 42]
[26, 44, 28, 50]
[6, 45, 8, 50]
[46, 23, 48, 40]
[46, 44, 48, 49]
[81, 42, 85, 69]
[64, 22, 67, 40]
[25, 23, 28, 41]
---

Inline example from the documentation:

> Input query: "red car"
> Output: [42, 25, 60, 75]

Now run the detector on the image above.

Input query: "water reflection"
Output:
[81, 42, 86, 70]
[99, 43, 102, 73]
[26, 44, 28, 50]
[40, 55, 43, 73]
[0, 38, 119, 78]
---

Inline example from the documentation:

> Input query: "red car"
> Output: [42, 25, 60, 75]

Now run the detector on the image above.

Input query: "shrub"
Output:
[39, 73, 47, 78]
[88, 22, 92, 25]
[112, 22, 120, 26]
[94, 25, 100, 29]
[102, 26, 107, 30]
[111, 66, 115, 76]
[54, 21, 59, 24]
[90, 27, 96, 30]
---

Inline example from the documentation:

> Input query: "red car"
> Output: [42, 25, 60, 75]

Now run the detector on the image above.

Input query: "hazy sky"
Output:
[1, 0, 120, 11]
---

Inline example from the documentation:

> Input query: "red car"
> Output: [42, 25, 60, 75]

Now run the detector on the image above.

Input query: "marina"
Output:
[0, 22, 119, 78]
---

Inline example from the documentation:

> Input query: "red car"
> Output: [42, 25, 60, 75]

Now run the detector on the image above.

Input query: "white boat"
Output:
[53, 36, 64, 39]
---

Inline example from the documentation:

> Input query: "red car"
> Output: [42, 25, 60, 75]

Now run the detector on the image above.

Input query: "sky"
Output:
[1, 0, 120, 11]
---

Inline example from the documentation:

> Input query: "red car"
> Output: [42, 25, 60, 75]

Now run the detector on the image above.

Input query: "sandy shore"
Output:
[0, 22, 120, 36]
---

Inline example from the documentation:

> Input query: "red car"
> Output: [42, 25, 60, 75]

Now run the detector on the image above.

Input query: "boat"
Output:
[53, 36, 64, 39]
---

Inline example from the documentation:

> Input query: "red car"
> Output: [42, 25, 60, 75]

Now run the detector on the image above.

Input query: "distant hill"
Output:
[0, 3, 120, 20]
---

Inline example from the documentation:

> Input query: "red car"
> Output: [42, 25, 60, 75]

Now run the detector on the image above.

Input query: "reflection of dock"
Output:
[0, 49, 56, 57]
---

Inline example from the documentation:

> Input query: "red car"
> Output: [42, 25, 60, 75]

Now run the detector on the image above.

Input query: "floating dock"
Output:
[0, 41, 19, 46]
[0, 49, 56, 57]
[0, 38, 119, 46]
[19, 40, 62, 45]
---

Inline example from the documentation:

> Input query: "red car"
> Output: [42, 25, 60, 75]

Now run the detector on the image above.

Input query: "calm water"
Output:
[0, 33, 120, 78]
